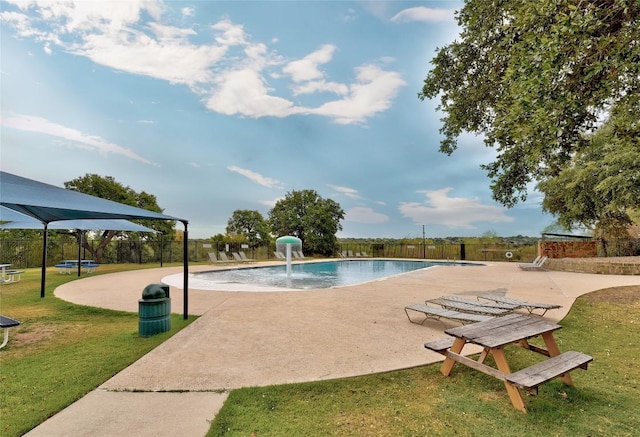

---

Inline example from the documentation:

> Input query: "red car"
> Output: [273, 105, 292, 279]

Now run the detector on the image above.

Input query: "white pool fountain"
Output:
[275, 235, 302, 276]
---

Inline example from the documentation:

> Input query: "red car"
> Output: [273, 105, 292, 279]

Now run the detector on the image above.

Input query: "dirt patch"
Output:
[13, 323, 57, 346]
[579, 285, 640, 305]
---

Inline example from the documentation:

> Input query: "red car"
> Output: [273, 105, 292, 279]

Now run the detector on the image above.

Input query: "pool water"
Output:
[189, 259, 477, 291]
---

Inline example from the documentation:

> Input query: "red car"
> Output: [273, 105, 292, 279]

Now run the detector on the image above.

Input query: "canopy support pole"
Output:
[40, 224, 48, 298]
[182, 221, 189, 320]
[77, 230, 82, 277]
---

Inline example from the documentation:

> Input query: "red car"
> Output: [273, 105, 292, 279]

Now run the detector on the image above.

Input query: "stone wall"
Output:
[544, 256, 640, 275]
[539, 240, 598, 258]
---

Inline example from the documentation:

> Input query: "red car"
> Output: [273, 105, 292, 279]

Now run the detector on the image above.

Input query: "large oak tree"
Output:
[64, 174, 175, 262]
[419, 0, 639, 210]
[225, 209, 270, 248]
[268, 189, 344, 256]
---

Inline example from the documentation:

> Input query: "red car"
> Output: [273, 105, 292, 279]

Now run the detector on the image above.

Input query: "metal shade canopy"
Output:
[0, 171, 190, 319]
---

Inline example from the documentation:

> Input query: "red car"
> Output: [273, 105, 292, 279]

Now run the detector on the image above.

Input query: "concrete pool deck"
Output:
[25, 260, 640, 436]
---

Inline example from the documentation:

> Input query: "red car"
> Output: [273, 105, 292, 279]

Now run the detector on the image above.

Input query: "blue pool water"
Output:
[190, 259, 477, 291]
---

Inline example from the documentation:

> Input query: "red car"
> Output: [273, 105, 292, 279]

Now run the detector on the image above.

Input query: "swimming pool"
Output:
[173, 259, 479, 292]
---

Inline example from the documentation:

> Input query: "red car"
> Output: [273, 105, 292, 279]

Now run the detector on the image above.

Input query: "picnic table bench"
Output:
[1, 314, 21, 349]
[424, 313, 592, 412]
[55, 260, 100, 275]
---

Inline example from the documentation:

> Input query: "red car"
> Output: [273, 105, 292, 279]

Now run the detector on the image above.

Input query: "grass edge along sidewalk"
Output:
[0, 265, 196, 437]
[209, 285, 640, 437]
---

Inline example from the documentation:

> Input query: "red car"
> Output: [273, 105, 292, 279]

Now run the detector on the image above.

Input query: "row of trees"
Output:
[36, 176, 345, 259]
[221, 189, 345, 257]
[420, 0, 639, 241]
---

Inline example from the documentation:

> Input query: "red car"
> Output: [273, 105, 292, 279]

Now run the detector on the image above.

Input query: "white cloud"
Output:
[345, 207, 389, 224]
[398, 188, 514, 229]
[206, 68, 297, 118]
[0, 113, 152, 164]
[227, 165, 284, 189]
[283, 44, 335, 82]
[308, 64, 406, 124]
[391, 7, 456, 23]
[1, 2, 405, 125]
[327, 184, 360, 199]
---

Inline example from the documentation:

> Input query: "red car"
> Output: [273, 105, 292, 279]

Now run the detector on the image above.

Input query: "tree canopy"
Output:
[268, 189, 344, 256]
[538, 110, 640, 233]
[419, 0, 639, 208]
[225, 209, 270, 248]
[64, 174, 175, 261]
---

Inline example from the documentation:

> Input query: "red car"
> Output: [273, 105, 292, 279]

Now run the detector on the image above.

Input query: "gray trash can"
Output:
[139, 284, 171, 337]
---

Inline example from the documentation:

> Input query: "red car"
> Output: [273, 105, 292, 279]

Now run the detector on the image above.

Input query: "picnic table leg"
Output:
[491, 348, 527, 412]
[440, 338, 466, 376]
[541, 332, 574, 386]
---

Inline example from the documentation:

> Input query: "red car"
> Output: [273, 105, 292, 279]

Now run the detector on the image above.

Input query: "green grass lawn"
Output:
[209, 285, 640, 437]
[0, 265, 197, 437]
[2, 266, 638, 437]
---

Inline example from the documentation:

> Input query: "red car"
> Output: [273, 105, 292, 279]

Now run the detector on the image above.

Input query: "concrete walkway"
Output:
[25, 261, 639, 436]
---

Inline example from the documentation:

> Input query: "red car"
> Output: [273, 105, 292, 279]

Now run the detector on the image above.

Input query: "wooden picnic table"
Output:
[425, 313, 592, 412]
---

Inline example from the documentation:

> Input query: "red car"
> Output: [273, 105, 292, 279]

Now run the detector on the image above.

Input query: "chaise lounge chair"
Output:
[208, 252, 218, 262]
[427, 297, 514, 316]
[218, 252, 231, 262]
[404, 303, 494, 325]
[476, 293, 561, 316]
[239, 251, 254, 261]
[518, 256, 548, 270]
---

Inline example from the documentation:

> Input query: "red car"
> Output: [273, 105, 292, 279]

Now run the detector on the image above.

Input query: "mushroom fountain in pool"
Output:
[275, 235, 302, 276]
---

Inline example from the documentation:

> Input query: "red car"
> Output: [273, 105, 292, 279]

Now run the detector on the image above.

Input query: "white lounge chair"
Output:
[208, 252, 218, 262]
[518, 255, 540, 268]
[218, 252, 231, 262]
[518, 256, 548, 270]
[239, 251, 253, 261]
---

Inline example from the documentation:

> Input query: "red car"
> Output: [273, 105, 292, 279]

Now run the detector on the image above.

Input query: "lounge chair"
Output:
[405, 304, 494, 325]
[208, 252, 218, 262]
[274, 251, 286, 259]
[218, 252, 231, 262]
[477, 293, 561, 316]
[340, 251, 347, 258]
[518, 256, 541, 268]
[361, 252, 370, 257]
[232, 252, 244, 261]
[427, 297, 513, 316]
[518, 256, 548, 270]
[239, 251, 253, 261]
[436, 295, 520, 311]
[347, 251, 354, 257]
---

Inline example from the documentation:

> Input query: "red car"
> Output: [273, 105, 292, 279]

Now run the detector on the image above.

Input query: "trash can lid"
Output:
[142, 284, 167, 300]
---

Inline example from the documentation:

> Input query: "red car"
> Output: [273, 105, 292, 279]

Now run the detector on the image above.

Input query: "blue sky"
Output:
[0, 1, 554, 239]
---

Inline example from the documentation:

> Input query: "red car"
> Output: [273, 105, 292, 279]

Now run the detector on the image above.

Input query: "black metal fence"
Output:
[0, 238, 541, 268]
